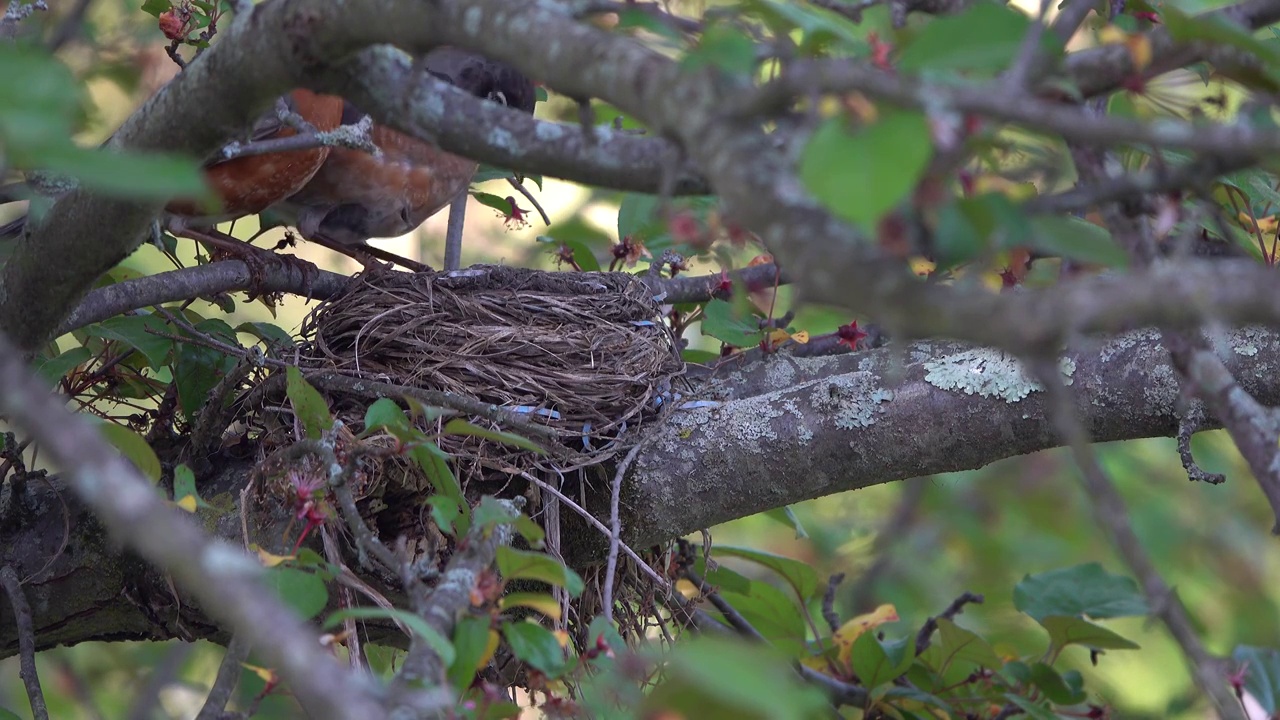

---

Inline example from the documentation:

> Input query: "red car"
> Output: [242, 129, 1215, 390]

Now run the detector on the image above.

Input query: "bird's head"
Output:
[422, 47, 538, 116]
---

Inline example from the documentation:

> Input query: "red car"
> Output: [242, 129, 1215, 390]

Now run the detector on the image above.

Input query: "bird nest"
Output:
[250, 266, 684, 506]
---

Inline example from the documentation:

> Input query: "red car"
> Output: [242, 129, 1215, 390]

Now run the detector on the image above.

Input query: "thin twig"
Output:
[821, 573, 845, 634]
[519, 471, 668, 589]
[196, 634, 250, 720]
[913, 591, 984, 656]
[506, 176, 551, 226]
[1003, 0, 1053, 90]
[219, 115, 381, 161]
[1175, 402, 1226, 485]
[0, 565, 49, 720]
[603, 442, 645, 622]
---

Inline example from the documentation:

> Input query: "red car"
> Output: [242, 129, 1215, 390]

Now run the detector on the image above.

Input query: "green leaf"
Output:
[1165, 7, 1280, 68]
[1039, 615, 1140, 651]
[85, 315, 174, 368]
[502, 621, 568, 678]
[363, 397, 416, 439]
[1026, 216, 1128, 267]
[426, 496, 461, 535]
[934, 192, 1034, 267]
[700, 298, 764, 347]
[95, 420, 162, 482]
[236, 321, 294, 348]
[933, 618, 1003, 671]
[1029, 662, 1086, 705]
[0, 706, 23, 720]
[403, 396, 452, 423]
[644, 636, 830, 720]
[762, 506, 809, 539]
[496, 546, 585, 597]
[324, 607, 454, 667]
[849, 632, 914, 689]
[740, 0, 862, 53]
[714, 546, 820, 602]
[443, 418, 545, 454]
[363, 644, 404, 679]
[266, 567, 329, 620]
[472, 191, 514, 214]
[472, 496, 519, 535]
[1004, 693, 1060, 720]
[34, 346, 91, 385]
[448, 616, 493, 689]
[143, 0, 174, 15]
[717, 582, 807, 647]
[898, 3, 1063, 77]
[681, 348, 721, 364]
[173, 463, 210, 510]
[700, 562, 753, 596]
[172, 326, 238, 418]
[800, 110, 933, 230]
[1231, 645, 1280, 714]
[514, 513, 546, 547]
[683, 22, 757, 75]
[617, 193, 663, 241]
[406, 443, 468, 532]
[1014, 563, 1149, 621]
[286, 366, 333, 440]
[36, 144, 208, 202]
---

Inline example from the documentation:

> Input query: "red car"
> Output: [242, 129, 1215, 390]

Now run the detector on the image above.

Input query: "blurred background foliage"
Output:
[3, 0, 1279, 717]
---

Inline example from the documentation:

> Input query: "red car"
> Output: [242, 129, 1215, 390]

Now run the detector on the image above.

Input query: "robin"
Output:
[272, 47, 538, 269]
[0, 89, 345, 251]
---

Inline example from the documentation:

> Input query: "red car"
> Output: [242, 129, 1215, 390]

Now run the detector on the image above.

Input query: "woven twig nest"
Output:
[250, 266, 684, 508]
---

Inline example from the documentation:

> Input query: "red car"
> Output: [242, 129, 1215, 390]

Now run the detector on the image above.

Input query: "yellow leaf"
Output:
[251, 545, 294, 567]
[554, 629, 572, 648]
[1126, 34, 1152, 71]
[834, 604, 900, 666]
[500, 592, 562, 621]
[174, 495, 198, 513]
[676, 578, 701, 599]
[842, 93, 878, 123]
[240, 663, 278, 684]
[1097, 25, 1127, 45]
[910, 257, 936, 276]
[476, 629, 501, 671]
[790, 330, 810, 344]
[982, 271, 1005, 292]
[768, 328, 792, 345]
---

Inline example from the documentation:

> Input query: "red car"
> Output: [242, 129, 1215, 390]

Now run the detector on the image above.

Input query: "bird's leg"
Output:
[301, 232, 433, 273]
[443, 191, 468, 271]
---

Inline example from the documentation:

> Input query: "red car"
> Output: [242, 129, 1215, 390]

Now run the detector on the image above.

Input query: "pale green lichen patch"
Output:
[924, 348, 1043, 402]
[809, 372, 892, 429]
[1059, 357, 1076, 386]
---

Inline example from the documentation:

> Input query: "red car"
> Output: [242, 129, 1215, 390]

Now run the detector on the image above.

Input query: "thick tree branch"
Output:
[323, 47, 711, 196]
[609, 327, 1280, 552]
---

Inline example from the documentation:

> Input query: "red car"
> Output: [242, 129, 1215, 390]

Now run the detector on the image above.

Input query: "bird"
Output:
[0, 89, 345, 252]
[271, 46, 538, 270]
